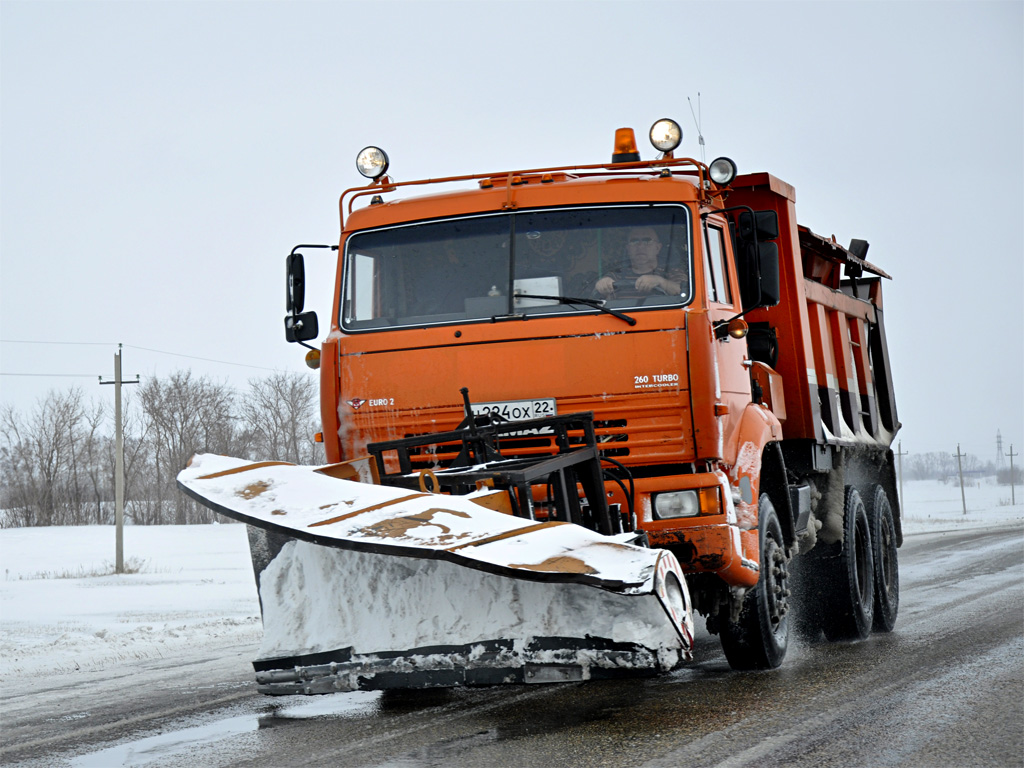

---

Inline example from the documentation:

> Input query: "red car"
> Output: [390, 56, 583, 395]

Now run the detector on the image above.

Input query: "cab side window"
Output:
[704, 224, 733, 305]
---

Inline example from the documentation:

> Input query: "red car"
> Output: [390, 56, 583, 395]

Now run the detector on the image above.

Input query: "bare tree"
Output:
[906, 451, 957, 481]
[74, 398, 107, 524]
[905, 450, 994, 482]
[240, 372, 323, 465]
[0, 402, 35, 527]
[0, 369, 328, 528]
[118, 393, 156, 525]
[138, 371, 239, 524]
[0, 388, 100, 526]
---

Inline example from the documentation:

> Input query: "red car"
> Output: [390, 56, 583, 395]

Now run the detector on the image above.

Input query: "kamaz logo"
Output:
[346, 398, 366, 410]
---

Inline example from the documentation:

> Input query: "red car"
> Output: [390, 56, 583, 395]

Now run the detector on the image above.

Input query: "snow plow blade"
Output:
[177, 453, 693, 693]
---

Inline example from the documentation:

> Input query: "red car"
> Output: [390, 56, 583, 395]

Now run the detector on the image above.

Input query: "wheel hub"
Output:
[764, 540, 789, 630]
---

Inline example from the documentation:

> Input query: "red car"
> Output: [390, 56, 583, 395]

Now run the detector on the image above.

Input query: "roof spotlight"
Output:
[649, 118, 682, 153]
[708, 156, 738, 185]
[356, 146, 390, 180]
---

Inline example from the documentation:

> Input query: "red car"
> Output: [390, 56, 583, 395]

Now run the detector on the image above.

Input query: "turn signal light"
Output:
[715, 316, 750, 341]
[728, 317, 749, 339]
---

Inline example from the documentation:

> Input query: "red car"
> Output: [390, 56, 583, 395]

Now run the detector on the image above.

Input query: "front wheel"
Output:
[721, 494, 790, 670]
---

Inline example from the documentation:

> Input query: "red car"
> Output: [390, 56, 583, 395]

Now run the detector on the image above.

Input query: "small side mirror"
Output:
[285, 311, 319, 343]
[739, 210, 779, 242]
[755, 210, 779, 241]
[286, 253, 306, 314]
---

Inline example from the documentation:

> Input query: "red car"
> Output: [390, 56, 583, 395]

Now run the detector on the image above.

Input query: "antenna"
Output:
[687, 92, 706, 164]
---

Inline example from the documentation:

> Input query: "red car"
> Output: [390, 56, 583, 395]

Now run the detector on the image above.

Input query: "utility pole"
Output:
[100, 344, 140, 573]
[954, 443, 967, 516]
[1009, 444, 1017, 506]
[895, 440, 907, 514]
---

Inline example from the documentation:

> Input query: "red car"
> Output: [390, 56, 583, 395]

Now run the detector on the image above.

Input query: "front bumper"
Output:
[632, 472, 761, 588]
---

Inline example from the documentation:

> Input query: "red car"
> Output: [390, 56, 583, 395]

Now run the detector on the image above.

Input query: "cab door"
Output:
[702, 216, 751, 465]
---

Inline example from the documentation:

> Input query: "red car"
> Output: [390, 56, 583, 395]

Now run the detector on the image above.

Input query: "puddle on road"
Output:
[71, 715, 257, 768]
[71, 692, 381, 766]
[259, 690, 381, 726]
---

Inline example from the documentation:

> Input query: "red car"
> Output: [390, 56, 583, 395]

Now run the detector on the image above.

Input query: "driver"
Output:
[594, 227, 684, 298]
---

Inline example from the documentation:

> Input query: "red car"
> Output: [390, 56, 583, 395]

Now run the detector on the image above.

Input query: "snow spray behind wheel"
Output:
[177, 446, 694, 694]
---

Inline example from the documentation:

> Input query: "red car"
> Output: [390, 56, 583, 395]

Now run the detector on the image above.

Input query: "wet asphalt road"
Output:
[4, 523, 1022, 768]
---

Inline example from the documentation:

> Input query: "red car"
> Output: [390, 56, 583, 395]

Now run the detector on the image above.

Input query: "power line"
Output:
[0, 372, 102, 378]
[122, 344, 280, 372]
[0, 340, 115, 346]
[0, 339, 284, 372]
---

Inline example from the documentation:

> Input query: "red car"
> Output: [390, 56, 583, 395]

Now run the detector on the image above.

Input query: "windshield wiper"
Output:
[512, 294, 637, 326]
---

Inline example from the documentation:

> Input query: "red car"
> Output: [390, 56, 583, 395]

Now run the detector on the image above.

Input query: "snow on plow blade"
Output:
[177, 454, 693, 694]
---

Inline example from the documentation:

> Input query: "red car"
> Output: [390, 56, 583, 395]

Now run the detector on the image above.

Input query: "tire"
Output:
[867, 485, 899, 632]
[721, 494, 790, 669]
[822, 486, 874, 641]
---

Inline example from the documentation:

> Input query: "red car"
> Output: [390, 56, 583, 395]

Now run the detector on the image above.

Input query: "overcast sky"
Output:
[1, 1, 1021, 462]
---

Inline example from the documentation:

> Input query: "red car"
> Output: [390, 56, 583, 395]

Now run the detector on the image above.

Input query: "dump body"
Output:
[727, 173, 898, 449]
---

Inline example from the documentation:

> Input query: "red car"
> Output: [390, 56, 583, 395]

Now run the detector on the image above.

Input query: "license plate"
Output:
[471, 398, 556, 422]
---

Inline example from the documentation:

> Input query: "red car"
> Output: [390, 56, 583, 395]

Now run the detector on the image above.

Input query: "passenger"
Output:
[594, 227, 685, 298]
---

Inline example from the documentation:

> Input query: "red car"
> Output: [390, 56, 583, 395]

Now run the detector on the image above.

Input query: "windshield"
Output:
[341, 205, 692, 331]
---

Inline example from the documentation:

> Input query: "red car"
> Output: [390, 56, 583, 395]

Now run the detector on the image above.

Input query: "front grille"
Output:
[349, 392, 693, 470]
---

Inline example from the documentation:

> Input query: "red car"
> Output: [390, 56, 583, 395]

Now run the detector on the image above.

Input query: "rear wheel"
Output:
[867, 485, 899, 632]
[721, 495, 790, 669]
[822, 486, 874, 641]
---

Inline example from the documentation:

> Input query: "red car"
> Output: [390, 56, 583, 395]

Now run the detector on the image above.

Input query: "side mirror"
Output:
[285, 251, 317, 343]
[734, 210, 781, 309]
[285, 311, 319, 343]
[738, 210, 779, 241]
[757, 242, 780, 307]
[286, 253, 305, 314]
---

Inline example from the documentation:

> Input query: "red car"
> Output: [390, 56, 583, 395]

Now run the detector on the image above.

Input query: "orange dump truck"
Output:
[181, 120, 901, 692]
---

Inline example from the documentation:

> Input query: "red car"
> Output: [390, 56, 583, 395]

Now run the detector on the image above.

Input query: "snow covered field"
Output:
[1, 479, 1021, 691]
[0, 524, 261, 683]
[899, 476, 1022, 534]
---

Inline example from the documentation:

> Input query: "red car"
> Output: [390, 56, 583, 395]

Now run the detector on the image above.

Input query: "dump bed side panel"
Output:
[726, 174, 821, 442]
[727, 174, 897, 448]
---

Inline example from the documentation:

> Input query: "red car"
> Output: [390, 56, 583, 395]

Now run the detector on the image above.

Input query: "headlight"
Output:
[708, 156, 737, 185]
[653, 490, 700, 519]
[649, 118, 682, 153]
[356, 146, 390, 179]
